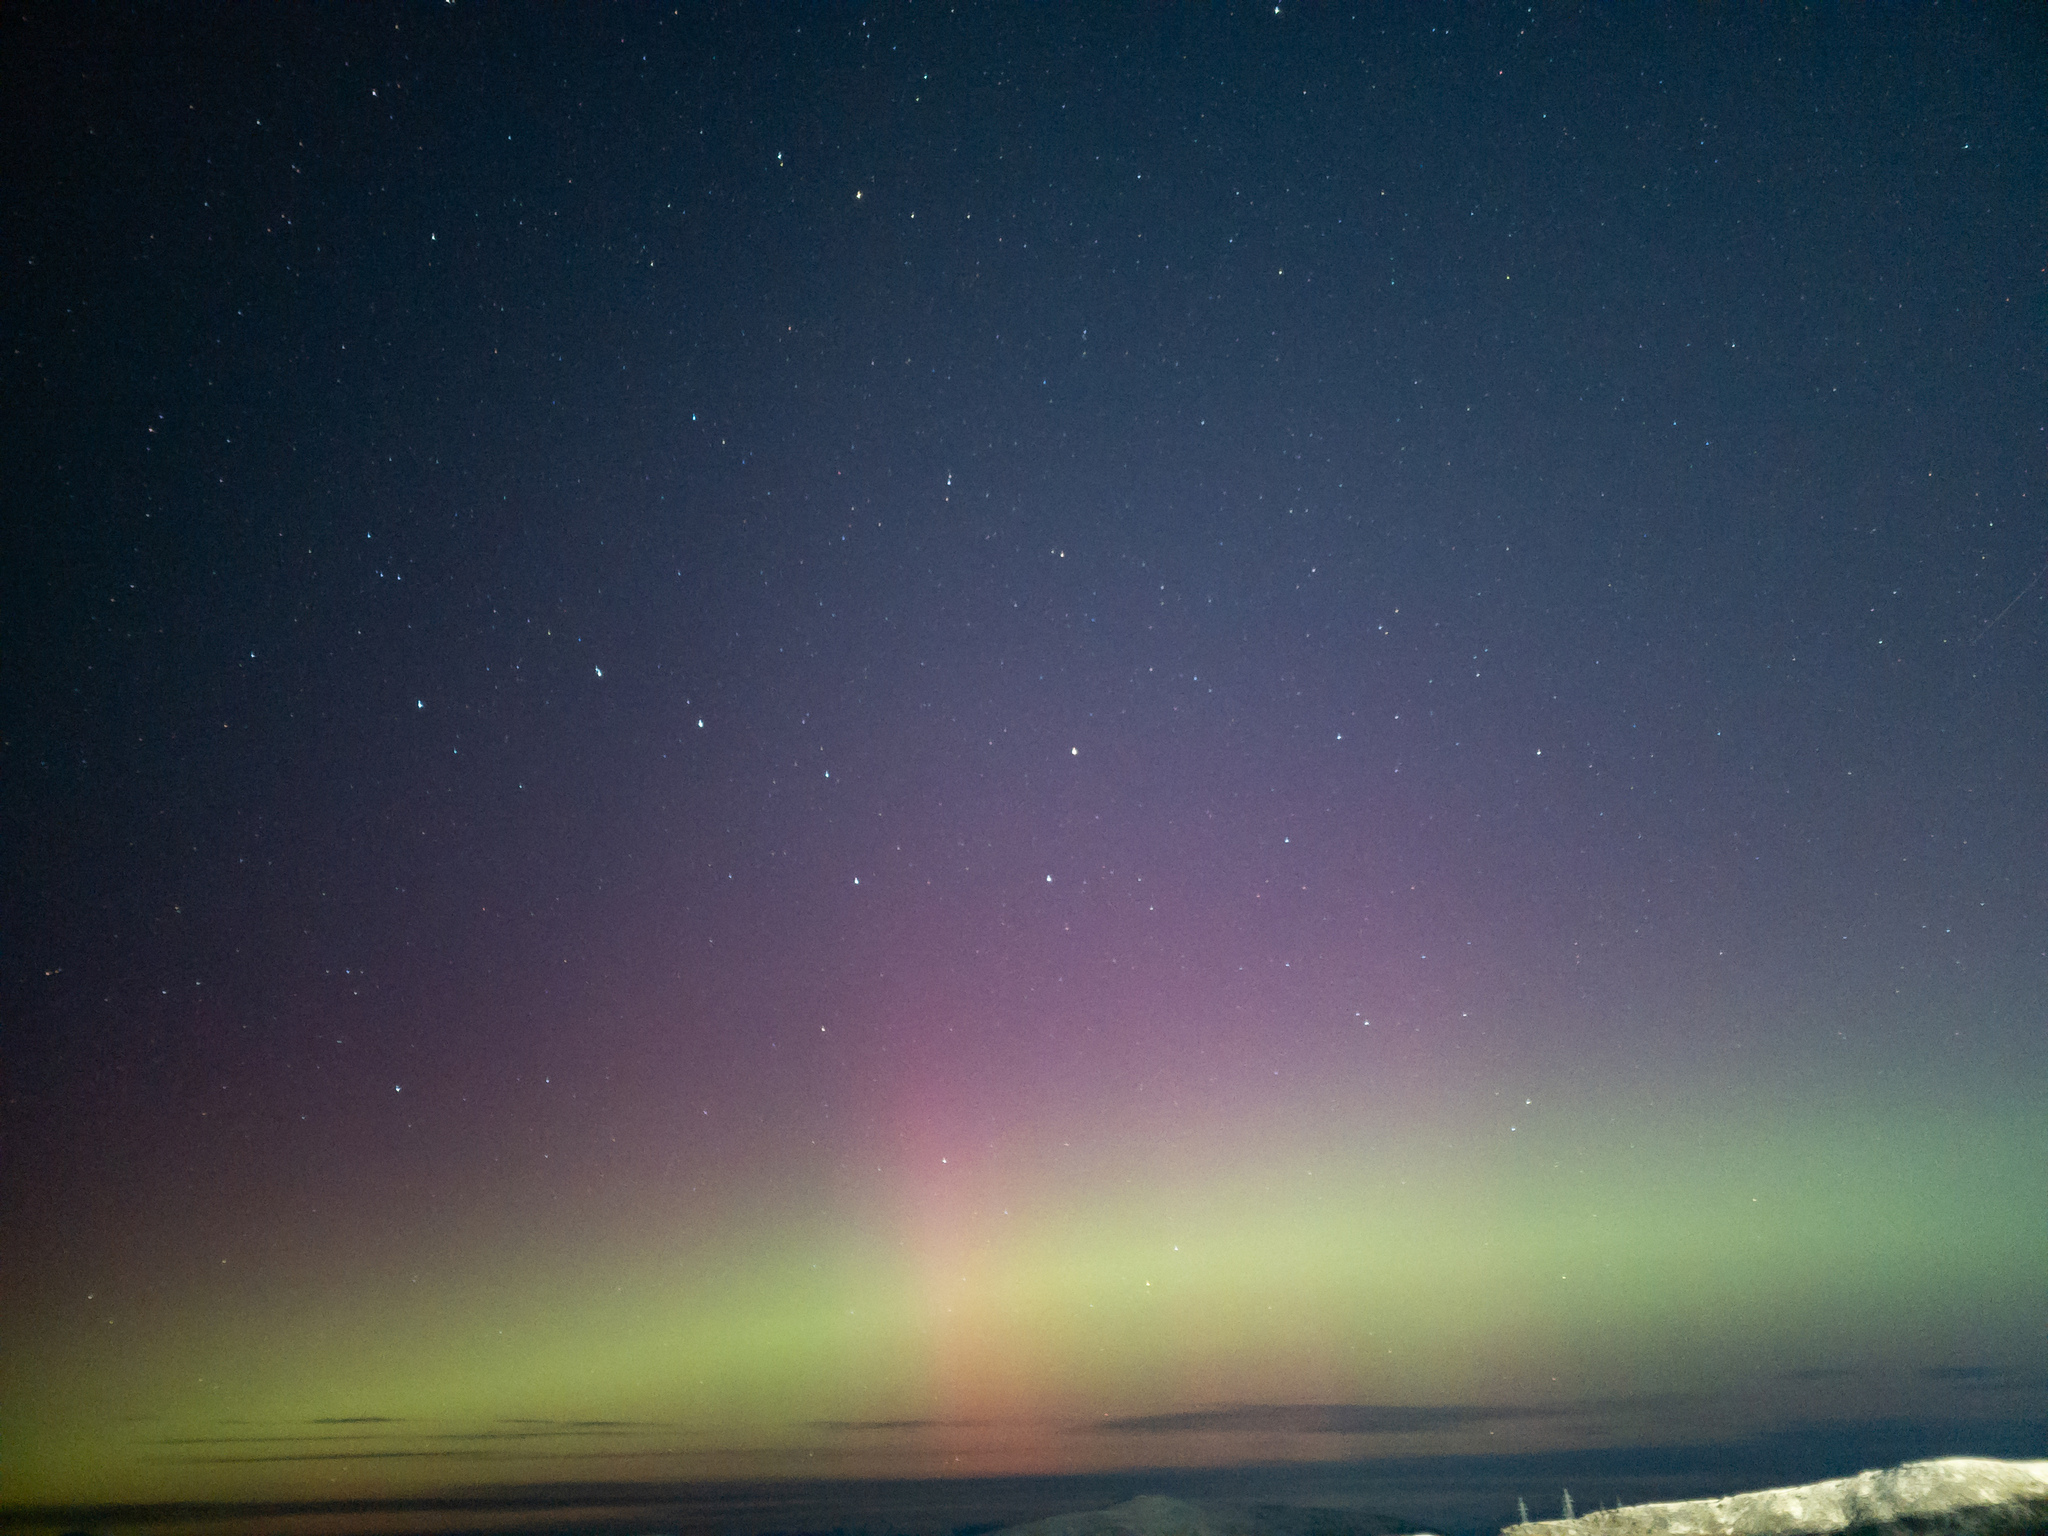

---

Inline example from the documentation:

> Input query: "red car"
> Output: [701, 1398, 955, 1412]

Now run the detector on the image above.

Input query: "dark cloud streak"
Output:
[1088, 1404, 1570, 1436]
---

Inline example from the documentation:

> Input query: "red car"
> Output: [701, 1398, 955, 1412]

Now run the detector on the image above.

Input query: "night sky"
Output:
[4, 5, 2044, 1529]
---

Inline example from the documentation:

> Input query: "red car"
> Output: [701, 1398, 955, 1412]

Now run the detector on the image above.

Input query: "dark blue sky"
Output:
[4, 6, 2043, 1531]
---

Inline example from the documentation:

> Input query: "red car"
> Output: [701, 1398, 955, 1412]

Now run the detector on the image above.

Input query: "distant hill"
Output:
[991, 1493, 1439, 1536]
[991, 1458, 2048, 1536]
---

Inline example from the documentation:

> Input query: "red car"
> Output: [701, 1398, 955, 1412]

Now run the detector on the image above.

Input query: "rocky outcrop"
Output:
[1505, 1458, 2048, 1536]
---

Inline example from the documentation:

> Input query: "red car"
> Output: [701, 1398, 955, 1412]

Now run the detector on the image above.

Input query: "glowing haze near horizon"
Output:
[4, 5, 2044, 1518]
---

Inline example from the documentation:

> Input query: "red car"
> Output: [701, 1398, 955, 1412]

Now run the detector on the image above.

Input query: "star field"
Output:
[3, 5, 2043, 1529]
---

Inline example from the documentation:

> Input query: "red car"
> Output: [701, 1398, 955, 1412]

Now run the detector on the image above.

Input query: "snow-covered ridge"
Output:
[1506, 1457, 2048, 1536]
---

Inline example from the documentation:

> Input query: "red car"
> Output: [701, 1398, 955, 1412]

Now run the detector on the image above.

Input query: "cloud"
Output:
[1084, 1403, 1568, 1436]
[181, 1448, 501, 1464]
[306, 1415, 403, 1424]
[161, 1423, 665, 1464]
[810, 1418, 988, 1432]
[1776, 1368, 1861, 1382]
[1917, 1366, 2009, 1384]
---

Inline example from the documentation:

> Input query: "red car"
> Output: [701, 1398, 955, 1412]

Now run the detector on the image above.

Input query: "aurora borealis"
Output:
[4, 6, 2044, 1532]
